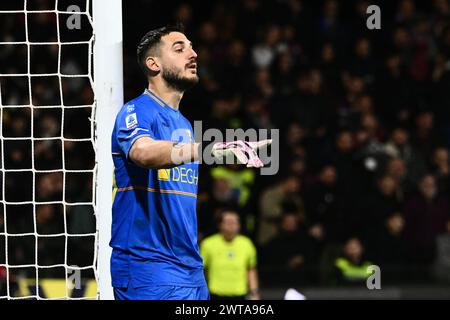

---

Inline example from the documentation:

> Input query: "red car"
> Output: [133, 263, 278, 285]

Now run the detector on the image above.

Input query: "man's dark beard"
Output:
[162, 67, 199, 92]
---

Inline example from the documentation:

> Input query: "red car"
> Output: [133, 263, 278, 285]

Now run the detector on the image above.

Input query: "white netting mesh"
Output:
[0, 0, 98, 299]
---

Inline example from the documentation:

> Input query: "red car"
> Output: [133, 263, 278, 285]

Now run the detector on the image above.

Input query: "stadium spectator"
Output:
[384, 157, 413, 201]
[257, 176, 303, 245]
[355, 175, 402, 243]
[433, 219, 450, 284]
[412, 111, 444, 158]
[333, 237, 373, 286]
[304, 164, 343, 243]
[369, 212, 409, 283]
[384, 127, 427, 185]
[260, 211, 318, 285]
[404, 175, 450, 265]
[431, 146, 450, 194]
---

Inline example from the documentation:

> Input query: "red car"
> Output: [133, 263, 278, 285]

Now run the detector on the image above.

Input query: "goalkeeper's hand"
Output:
[211, 139, 272, 168]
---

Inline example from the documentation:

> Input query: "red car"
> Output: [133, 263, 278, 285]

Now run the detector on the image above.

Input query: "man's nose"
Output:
[188, 47, 197, 60]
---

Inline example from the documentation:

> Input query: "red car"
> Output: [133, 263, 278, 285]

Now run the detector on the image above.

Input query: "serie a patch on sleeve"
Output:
[125, 113, 138, 129]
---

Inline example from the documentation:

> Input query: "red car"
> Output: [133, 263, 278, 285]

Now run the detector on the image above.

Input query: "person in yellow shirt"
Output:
[333, 237, 373, 285]
[200, 209, 260, 300]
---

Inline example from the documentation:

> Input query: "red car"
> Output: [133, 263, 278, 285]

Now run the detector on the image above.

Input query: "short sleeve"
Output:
[115, 103, 156, 158]
[247, 239, 257, 269]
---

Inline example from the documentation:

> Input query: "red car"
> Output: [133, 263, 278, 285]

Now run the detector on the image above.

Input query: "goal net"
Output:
[0, 0, 121, 300]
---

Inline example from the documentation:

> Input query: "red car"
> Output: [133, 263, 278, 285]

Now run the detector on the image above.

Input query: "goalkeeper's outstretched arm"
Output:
[129, 136, 200, 169]
[129, 136, 271, 169]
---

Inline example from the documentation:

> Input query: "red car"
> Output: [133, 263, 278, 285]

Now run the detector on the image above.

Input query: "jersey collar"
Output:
[144, 88, 180, 115]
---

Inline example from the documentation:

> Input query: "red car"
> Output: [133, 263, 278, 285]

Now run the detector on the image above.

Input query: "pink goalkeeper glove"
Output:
[211, 139, 272, 168]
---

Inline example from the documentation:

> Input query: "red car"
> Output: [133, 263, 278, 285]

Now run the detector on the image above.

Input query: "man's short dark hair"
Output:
[137, 23, 185, 77]
[215, 208, 240, 226]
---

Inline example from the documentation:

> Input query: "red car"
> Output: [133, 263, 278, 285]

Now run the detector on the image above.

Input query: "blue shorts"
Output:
[114, 285, 210, 300]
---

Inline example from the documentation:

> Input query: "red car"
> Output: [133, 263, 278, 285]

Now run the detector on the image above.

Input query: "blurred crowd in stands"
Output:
[1, 0, 450, 296]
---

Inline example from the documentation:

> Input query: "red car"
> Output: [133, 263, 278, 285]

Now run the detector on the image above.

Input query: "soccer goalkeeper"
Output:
[110, 24, 269, 300]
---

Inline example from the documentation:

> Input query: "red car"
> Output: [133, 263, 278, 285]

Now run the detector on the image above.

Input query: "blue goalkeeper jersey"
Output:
[110, 88, 205, 289]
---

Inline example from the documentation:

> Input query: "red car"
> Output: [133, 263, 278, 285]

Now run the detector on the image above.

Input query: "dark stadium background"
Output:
[1, 0, 450, 299]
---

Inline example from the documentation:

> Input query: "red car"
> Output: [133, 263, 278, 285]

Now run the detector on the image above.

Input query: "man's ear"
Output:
[146, 56, 160, 73]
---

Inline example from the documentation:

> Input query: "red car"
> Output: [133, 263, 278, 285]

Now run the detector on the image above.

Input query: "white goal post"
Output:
[93, 0, 123, 300]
